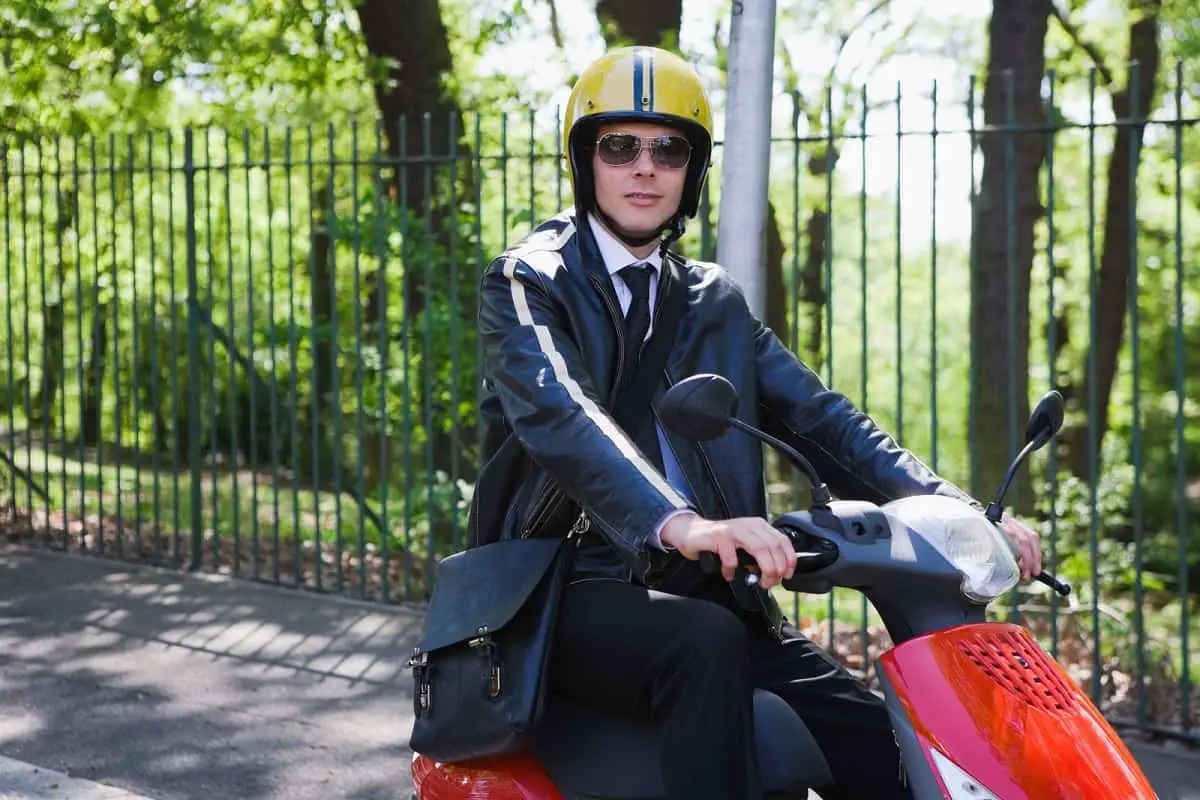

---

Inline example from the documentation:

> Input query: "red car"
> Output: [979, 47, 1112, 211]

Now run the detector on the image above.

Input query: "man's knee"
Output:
[665, 596, 751, 664]
[645, 596, 754, 722]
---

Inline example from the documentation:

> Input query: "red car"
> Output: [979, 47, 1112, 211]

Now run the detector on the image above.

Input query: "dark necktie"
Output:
[618, 264, 663, 472]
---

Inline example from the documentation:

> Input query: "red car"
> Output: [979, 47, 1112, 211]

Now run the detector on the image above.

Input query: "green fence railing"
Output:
[1, 64, 1196, 742]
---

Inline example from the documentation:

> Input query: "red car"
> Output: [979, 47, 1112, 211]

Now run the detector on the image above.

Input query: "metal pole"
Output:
[716, 0, 776, 320]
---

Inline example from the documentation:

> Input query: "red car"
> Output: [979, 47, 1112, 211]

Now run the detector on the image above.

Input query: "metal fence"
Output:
[1, 65, 1196, 742]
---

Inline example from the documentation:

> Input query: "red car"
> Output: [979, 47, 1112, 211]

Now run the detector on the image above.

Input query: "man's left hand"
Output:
[998, 512, 1043, 581]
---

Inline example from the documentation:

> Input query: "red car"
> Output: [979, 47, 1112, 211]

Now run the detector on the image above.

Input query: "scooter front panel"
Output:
[877, 622, 1157, 799]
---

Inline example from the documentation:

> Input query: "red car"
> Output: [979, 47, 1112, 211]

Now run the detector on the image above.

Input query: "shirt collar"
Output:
[586, 213, 663, 278]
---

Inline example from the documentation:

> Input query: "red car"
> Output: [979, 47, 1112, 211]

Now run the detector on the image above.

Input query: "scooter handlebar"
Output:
[696, 528, 834, 586]
[695, 522, 1072, 597]
[992, 515, 1073, 597]
[698, 549, 756, 580]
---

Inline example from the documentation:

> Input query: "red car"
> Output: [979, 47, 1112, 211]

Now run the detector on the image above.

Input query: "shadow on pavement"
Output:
[0, 546, 425, 800]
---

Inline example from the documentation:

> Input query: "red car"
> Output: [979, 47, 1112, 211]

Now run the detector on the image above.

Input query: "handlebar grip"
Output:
[1035, 571, 1072, 597]
[989, 517, 1071, 597]
[698, 549, 760, 576]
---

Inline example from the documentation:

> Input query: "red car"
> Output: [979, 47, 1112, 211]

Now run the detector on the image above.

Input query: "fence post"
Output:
[184, 127, 204, 570]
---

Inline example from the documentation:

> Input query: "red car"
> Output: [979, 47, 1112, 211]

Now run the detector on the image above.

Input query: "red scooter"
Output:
[409, 374, 1158, 799]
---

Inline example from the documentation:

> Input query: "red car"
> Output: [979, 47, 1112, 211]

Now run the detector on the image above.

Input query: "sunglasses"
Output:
[594, 132, 693, 170]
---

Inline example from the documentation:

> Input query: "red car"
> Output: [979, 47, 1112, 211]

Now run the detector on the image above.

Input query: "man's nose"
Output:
[630, 143, 656, 176]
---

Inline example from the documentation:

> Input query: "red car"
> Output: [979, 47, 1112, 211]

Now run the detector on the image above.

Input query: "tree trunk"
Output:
[968, 1, 1049, 508]
[798, 208, 829, 364]
[595, 0, 683, 47]
[796, 144, 842, 367]
[1063, 3, 1161, 479]
[356, 0, 464, 323]
[29, 187, 76, 426]
[305, 178, 337, 480]
[81, 299, 109, 447]
[765, 201, 789, 350]
[356, 0, 475, 498]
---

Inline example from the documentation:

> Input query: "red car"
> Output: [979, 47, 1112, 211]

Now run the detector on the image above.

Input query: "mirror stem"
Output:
[984, 434, 1047, 523]
[727, 417, 832, 506]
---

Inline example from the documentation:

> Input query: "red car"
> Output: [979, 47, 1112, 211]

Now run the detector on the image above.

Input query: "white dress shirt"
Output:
[586, 214, 696, 549]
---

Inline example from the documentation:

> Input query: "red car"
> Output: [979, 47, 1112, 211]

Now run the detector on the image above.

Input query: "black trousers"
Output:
[548, 578, 911, 800]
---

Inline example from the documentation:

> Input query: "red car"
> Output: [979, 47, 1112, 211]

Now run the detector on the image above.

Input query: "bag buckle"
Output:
[408, 648, 432, 716]
[470, 626, 502, 700]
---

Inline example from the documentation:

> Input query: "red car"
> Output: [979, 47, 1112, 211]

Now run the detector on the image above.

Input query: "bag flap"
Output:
[417, 537, 565, 653]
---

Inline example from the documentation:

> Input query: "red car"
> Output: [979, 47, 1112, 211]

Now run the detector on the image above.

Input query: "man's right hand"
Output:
[660, 513, 797, 590]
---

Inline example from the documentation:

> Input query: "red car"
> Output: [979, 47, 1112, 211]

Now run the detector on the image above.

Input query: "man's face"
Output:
[591, 121, 691, 238]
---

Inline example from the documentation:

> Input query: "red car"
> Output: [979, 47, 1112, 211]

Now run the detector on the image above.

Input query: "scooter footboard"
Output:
[877, 622, 1156, 799]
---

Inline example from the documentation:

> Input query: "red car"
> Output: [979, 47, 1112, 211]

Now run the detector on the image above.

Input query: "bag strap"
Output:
[608, 260, 687, 437]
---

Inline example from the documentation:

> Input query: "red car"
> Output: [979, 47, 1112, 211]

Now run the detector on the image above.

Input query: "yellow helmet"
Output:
[563, 46, 714, 224]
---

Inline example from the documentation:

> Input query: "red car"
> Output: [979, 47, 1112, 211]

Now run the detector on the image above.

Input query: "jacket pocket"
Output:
[518, 472, 579, 540]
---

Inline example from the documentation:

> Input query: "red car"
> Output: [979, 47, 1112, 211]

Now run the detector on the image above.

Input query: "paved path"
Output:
[0, 547, 422, 799]
[0, 546, 1195, 799]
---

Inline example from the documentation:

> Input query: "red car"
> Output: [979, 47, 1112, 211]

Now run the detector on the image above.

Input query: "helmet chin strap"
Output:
[593, 205, 666, 248]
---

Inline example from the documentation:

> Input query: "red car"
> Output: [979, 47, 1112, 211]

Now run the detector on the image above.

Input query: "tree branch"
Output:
[826, 0, 892, 88]
[1047, 0, 1116, 87]
[545, 0, 564, 49]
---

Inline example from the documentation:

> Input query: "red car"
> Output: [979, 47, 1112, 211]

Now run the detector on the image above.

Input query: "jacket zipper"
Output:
[595, 270, 648, 584]
[663, 366, 733, 519]
[595, 274, 633, 582]
[592, 273, 628, 395]
[666, 365, 782, 637]
[651, 392, 705, 510]
[521, 490, 565, 539]
[521, 277, 628, 540]
[670, 369, 777, 636]
[697, 443, 734, 518]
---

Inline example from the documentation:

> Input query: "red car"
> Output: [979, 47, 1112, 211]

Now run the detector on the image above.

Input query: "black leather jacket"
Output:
[467, 210, 979, 635]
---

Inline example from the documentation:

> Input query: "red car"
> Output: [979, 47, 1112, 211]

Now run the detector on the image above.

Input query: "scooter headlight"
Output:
[928, 747, 1003, 799]
[883, 495, 1021, 604]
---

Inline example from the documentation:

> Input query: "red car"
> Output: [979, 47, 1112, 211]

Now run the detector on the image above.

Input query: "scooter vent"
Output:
[959, 630, 1078, 714]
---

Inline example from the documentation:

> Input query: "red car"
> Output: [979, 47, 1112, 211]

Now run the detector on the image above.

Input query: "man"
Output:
[470, 45, 1043, 799]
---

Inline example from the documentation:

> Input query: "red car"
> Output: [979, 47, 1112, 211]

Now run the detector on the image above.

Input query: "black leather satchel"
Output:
[407, 261, 687, 764]
[407, 516, 583, 763]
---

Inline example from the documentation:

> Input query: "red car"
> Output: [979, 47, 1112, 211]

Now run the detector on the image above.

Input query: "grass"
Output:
[1, 443, 440, 601]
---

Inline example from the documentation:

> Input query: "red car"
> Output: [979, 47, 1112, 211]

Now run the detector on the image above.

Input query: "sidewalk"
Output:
[0, 545, 1195, 799]
[0, 546, 422, 799]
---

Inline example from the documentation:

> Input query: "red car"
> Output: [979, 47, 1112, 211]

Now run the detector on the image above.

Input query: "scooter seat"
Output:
[530, 688, 832, 799]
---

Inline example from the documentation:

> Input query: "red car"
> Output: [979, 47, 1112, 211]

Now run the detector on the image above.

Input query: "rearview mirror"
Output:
[1025, 390, 1065, 450]
[659, 374, 739, 441]
[660, 373, 836, 507]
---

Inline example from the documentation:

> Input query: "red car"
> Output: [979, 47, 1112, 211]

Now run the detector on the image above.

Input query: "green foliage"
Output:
[1165, 2, 1200, 60]
[1, 0, 374, 135]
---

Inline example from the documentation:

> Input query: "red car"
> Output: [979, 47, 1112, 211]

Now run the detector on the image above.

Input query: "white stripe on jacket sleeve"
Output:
[501, 254, 685, 505]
